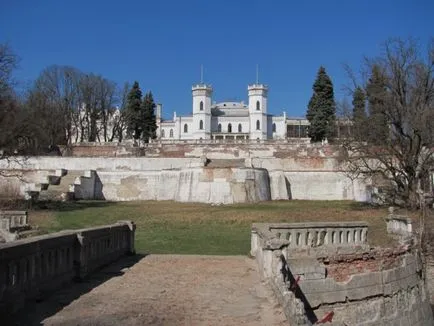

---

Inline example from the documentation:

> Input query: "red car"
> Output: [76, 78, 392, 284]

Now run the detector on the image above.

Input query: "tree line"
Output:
[0, 45, 156, 158]
[1, 38, 432, 208]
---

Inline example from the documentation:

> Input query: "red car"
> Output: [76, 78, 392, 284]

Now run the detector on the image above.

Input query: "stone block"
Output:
[288, 258, 325, 280]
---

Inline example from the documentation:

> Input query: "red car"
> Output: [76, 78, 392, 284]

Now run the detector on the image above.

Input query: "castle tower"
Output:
[192, 84, 212, 139]
[248, 84, 268, 140]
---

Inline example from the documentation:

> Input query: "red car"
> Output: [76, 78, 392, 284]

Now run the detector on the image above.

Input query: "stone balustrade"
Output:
[150, 138, 310, 146]
[0, 211, 29, 232]
[0, 221, 135, 315]
[385, 214, 412, 237]
[251, 222, 368, 257]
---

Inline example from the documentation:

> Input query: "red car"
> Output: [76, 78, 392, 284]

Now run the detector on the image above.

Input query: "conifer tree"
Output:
[141, 91, 157, 142]
[306, 66, 336, 142]
[366, 65, 388, 143]
[352, 86, 367, 140]
[125, 81, 143, 140]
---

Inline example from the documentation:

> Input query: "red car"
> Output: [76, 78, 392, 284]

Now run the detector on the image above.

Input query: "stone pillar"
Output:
[118, 220, 136, 254]
[74, 233, 88, 280]
[250, 230, 258, 257]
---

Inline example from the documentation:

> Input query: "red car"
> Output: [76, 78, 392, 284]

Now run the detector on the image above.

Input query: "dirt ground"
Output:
[8, 255, 287, 326]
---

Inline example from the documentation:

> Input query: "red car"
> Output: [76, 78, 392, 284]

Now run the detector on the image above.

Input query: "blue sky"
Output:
[1, 0, 433, 119]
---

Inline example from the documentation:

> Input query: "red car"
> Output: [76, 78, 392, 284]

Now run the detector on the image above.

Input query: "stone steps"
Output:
[22, 170, 91, 202]
[38, 170, 83, 201]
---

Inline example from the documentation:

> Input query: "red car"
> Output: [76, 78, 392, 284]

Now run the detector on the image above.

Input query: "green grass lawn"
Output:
[30, 200, 394, 255]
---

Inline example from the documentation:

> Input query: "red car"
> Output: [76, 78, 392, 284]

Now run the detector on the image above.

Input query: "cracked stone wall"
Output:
[98, 167, 271, 204]
[252, 223, 434, 325]
[295, 250, 433, 325]
[0, 150, 371, 202]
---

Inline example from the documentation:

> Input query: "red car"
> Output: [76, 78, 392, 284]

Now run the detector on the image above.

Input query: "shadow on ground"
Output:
[33, 200, 118, 212]
[3, 254, 147, 326]
[348, 201, 382, 211]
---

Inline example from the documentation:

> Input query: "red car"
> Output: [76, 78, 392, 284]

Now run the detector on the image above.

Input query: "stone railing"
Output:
[148, 138, 310, 146]
[0, 211, 29, 232]
[251, 222, 369, 261]
[0, 221, 135, 315]
[385, 214, 412, 237]
[251, 222, 433, 325]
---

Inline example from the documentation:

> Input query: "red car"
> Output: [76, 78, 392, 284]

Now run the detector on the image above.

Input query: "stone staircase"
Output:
[25, 169, 94, 202]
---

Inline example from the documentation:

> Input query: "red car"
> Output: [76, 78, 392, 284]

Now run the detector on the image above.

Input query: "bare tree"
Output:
[108, 82, 130, 142]
[0, 43, 18, 97]
[341, 38, 434, 208]
[76, 73, 118, 142]
[0, 44, 38, 160]
[93, 75, 116, 142]
[32, 65, 82, 145]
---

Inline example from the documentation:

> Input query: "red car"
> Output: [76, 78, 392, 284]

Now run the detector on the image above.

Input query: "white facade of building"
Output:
[157, 83, 287, 141]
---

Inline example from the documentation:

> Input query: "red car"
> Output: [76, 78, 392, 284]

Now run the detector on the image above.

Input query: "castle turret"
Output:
[248, 84, 268, 140]
[192, 84, 212, 139]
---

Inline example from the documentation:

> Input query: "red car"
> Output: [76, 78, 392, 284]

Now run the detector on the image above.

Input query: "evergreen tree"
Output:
[366, 65, 388, 144]
[141, 91, 157, 142]
[352, 86, 367, 140]
[125, 81, 143, 140]
[306, 66, 336, 142]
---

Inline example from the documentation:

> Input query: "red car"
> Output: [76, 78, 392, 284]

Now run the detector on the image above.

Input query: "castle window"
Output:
[161, 129, 165, 138]
[256, 101, 260, 111]
[199, 120, 204, 130]
[238, 124, 242, 132]
[184, 124, 188, 133]
[169, 129, 173, 138]
[200, 101, 203, 111]
[256, 120, 260, 130]
[218, 123, 222, 132]
[272, 123, 276, 133]
[228, 123, 232, 133]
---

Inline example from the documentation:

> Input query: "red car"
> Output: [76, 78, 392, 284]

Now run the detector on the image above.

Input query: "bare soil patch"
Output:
[9, 255, 287, 326]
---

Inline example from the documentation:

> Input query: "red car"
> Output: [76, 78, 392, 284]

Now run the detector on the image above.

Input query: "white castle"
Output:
[71, 82, 312, 144]
[156, 83, 292, 141]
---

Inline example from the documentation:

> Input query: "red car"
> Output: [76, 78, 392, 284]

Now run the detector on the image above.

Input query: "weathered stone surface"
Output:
[0, 221, 136, 316]
[0, 156, 203, 171]
[252, 222, 434, 325]
[287, 258, 325, 280]
[269, 170, 291, 200]
[97, 167, 271, 204]
[0, 153, 371, 202]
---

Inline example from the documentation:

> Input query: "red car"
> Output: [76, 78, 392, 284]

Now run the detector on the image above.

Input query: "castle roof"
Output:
[211, 101, 249, 117]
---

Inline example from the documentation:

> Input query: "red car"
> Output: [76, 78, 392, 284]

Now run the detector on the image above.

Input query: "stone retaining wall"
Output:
[251, 222, 433, 325]
[98, 167, 271, 204]
[0, 221, 135, 315]
[0, 156, 203, 171]
[0, 154, 370, 203]
[64, 143, 143, 157]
